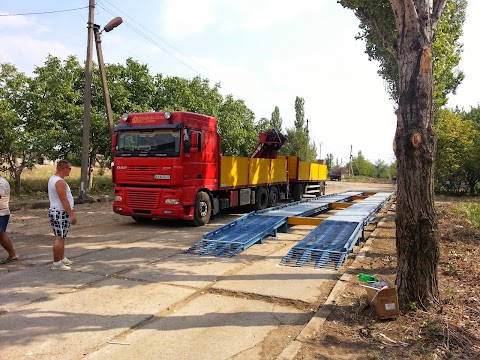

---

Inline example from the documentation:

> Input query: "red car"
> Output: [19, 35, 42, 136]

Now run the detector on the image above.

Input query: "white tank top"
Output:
[48, 175, 74, 210]
[0, 177, 10, 216]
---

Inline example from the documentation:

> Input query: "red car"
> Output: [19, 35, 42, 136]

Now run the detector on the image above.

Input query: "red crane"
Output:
[250, 129, 287, 159]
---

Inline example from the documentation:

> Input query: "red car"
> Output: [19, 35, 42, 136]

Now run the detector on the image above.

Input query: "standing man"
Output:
[0, 175, 19, 264]
[48, 160, 77, 270]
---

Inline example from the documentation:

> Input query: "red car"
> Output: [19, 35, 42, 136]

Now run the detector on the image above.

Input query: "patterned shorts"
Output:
[49, 209, 71, 238]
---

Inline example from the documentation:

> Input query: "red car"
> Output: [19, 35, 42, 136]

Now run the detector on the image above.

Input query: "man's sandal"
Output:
[0, 257, 19, 264]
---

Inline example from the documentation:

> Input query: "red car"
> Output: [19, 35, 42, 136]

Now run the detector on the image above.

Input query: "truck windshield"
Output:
[115, 130, 181, 157]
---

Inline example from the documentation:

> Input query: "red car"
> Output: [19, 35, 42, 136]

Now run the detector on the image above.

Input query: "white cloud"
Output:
[160, 0, 217, 39]
[0, 34, 73, 74]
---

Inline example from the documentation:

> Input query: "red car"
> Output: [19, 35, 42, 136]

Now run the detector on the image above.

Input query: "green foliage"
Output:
[456, 203, 480, 228]
[388, 161, 397, 178]
[217, 95, 257, 156]
[348, 151, 375, 177]
[338, 0, 466, 108]
[433, 1, 466, 109]
[280, 96, 317, 161]
[26, 55, 84, 162]
[281, 127, 317, 162]
[435, 108, 480, 194]
[407, 301, 419, 312]
[325, 153, 334, 169]
[0, 63, 39, 194]
[270, 106, 283, 132]
[373, 159, 390, 179]
[255, 117, 271, 133]
[152, 74, 222, 116]
[294, 96, 305, 129]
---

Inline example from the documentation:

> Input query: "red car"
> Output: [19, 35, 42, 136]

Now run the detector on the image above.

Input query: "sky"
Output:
[1, 1, 479, 164]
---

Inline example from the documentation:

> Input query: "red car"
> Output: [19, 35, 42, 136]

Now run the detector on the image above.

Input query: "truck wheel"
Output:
[292, 184, 303, 202]
[254, 187, 268, 210]
[268, 186, 279, 208]
[193, 191, 211, 226]
[132, 216, 153, 224]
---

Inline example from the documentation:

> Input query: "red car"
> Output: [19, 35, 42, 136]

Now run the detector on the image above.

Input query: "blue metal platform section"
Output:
[185, 192, 363, 257]
[280, 192, 394, 269]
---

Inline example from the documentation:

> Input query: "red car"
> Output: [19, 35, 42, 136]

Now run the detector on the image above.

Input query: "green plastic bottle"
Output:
[357, 273, 379, 283]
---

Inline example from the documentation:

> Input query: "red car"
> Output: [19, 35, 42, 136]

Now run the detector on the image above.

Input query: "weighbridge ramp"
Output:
[280, 192, 394, 269]
[184, 192, 363, 258]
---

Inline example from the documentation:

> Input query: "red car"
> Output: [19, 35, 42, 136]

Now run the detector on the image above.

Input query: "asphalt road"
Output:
[0, 181, 395, 360]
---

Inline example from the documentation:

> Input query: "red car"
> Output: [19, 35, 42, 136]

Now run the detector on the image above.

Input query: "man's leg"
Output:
[52, 236, 65, 262]
[0, 232, 18, 259]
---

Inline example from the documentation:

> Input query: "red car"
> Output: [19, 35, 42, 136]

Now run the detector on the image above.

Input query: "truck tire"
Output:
[268, 186, 279, 208]
[254, 187, 268, 210]
[193, 191, 211, 226]
[292, 184, 303, 202]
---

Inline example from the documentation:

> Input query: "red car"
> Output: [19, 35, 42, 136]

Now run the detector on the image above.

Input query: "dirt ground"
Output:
[294, 196, 480, 359]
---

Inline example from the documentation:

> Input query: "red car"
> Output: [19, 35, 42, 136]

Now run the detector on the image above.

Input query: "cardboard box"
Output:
[364, 277, 400, 319]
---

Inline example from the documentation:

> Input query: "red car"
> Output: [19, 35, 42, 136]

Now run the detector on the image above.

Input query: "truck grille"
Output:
[126, 190, 158, 209]
[129, 166, 158, 171]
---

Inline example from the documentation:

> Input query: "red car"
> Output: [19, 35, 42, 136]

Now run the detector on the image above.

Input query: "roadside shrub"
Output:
[456, 203, 480, 228]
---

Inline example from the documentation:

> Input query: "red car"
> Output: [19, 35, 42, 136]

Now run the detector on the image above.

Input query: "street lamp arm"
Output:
[104, 16, 123, 32]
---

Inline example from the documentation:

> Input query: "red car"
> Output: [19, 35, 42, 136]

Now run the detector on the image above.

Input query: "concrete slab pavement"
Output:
[82, 293, 309, 360]
[1, 277, 197, 360]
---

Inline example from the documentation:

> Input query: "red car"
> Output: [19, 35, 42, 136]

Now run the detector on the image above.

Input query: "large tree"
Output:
[0, 63, 32, 194]
[294, 96, 305, 129]
[270, 106, 283, 132]
[339, 0, 466, 308]
[217, 95, 257, 157]
[26, 55, 84, 163]
[435, 109, 479, 194]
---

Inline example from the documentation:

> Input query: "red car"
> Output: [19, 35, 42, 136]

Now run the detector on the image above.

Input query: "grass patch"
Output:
[455, 203, 480, 228]
[4, 164, 114, 200]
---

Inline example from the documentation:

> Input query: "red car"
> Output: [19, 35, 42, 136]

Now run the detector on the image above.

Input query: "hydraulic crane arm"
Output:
[250, 129, 287, 159]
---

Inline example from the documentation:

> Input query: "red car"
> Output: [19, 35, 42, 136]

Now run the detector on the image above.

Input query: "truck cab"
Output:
[112, 111, 219, 225]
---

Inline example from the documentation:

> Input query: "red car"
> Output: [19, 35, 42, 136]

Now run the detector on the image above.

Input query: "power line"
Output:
[0, 6, 88, 17]
[99, 0, 209, 74]
[96, 1, 203, 76]
[96, 1, 267, 117]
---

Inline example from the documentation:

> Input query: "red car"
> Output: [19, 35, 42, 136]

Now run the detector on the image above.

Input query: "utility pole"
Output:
[79, 0, 95, 201]
[349, 144, 354, 176]
[305, 119, 309, 161]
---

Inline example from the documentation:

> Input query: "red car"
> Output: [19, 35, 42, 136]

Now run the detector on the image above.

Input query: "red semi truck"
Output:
[112, 111, 327, 226]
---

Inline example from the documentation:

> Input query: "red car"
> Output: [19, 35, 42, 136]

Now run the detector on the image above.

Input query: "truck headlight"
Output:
[165, 198, 180, 204]
[114, 195, 123, 201]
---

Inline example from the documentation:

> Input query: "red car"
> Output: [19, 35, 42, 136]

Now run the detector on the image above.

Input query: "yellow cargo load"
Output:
[270, 158, 287, 183]
[297, 161, 328, 181]
[220, 156, 249, 188]
[249, 158, 271, 185]
[309, 163, 328, 181]
[220, 155, 326, 189]
[284, 156, 299, 181]
[298, 161, 310, 181]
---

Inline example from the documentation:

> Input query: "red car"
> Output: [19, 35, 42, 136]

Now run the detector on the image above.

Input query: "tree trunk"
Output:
[88, 153, 95, 190]
[14, 167, 22, 196]
[392, 0, 442, 309]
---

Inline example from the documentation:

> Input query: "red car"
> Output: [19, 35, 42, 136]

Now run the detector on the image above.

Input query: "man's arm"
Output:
[55, 180, 77, 225]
